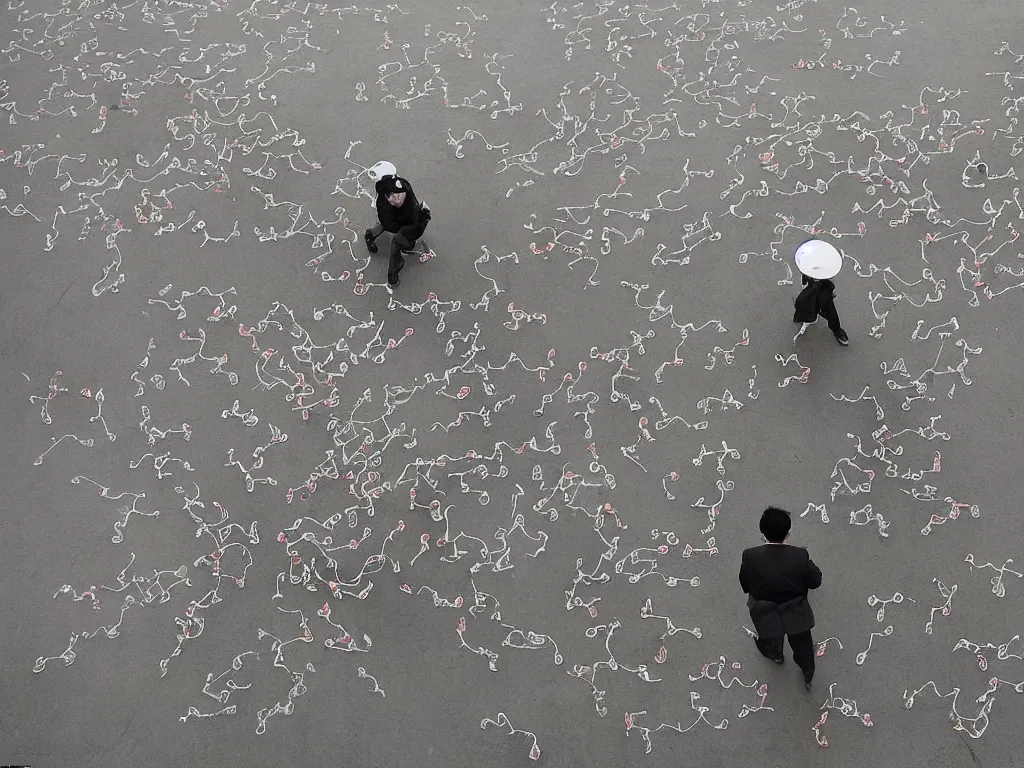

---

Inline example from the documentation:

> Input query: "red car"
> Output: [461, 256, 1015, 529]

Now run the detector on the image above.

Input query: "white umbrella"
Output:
[794, 239, 843, 279]
[367, 160, 397, 182]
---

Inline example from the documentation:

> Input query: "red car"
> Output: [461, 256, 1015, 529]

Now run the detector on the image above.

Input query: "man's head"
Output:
[384, 177, 407, 208]
[759, 506, 792, 543]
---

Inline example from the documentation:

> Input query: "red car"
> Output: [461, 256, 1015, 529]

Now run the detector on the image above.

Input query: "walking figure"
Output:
[792, 238, 849, 345]
[364, 168, 431, 287]
[739, 507, 823, 690]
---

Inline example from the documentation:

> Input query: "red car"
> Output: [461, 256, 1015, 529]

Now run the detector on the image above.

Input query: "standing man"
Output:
[739, 507, 823, 690]
[793, 238, 849, 346]
[364, 174, 431, 287]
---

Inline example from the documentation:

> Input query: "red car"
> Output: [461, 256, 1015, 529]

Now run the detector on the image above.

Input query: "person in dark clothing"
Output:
[739, 507, 823, 690]
[793, 275, 849, 345]
[364, 175, 431, 287]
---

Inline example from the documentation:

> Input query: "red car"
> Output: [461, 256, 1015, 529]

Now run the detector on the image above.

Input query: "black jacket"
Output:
[793, 274, 836, 323]
[739, 544, 822, 638]
[375, 176, 429, 241]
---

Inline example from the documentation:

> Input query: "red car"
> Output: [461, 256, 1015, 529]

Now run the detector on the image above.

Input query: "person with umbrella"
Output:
[792, 238, 849, 346]
[363, 160, 431, 287]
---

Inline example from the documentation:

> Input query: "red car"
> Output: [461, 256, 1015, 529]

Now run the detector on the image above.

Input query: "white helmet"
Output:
[368, 160, 397, 182]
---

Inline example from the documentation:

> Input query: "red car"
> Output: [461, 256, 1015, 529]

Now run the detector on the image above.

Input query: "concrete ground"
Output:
[2, 1, 1023, 766]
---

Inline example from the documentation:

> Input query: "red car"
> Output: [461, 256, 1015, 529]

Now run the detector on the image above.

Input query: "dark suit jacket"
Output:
[739, 544, 822, 638]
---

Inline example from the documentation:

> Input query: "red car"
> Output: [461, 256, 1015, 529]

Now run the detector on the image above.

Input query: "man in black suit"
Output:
[739, 507, 823, 690]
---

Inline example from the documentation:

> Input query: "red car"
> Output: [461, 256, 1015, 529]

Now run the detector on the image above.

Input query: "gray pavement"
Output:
[2, 1, 1023, 766]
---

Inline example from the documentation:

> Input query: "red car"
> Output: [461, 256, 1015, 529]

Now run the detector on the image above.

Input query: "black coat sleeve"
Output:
[376, 196, 402, 233]
[805, 556, 823, 590]
[396, 198, 421, 241]
[738, 550, 750, 594]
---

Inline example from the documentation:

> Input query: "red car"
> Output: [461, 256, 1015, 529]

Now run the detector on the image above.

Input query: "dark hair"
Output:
[759, 507, 792, 543]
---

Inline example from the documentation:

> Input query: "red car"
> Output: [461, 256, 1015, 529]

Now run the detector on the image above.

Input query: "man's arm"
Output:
[805, 556, 823, 590]
[377, 197, 401, 233]
[397, 203, 421, 241]
[738, 551, 750, 594]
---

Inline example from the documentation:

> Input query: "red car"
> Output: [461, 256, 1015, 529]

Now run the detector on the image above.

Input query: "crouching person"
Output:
[364, 175, 431, 287]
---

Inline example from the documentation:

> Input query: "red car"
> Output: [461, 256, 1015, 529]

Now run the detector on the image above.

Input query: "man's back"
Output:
[741, 508, 823, 689]
[739, 544, 822, 604]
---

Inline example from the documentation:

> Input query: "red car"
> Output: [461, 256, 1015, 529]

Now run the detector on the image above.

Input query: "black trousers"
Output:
[756, 630, 815, 681]
[368, 223, 413, 282]
[818, 298, 843, 334]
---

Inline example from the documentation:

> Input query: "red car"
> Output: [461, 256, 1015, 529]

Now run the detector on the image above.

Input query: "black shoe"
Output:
[834, 329, 849, 346]
[387, 273, 400, 287]
[772, 656, 785, 665]
[364, 228, 378, 254]
[804, 674, 813, 691]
